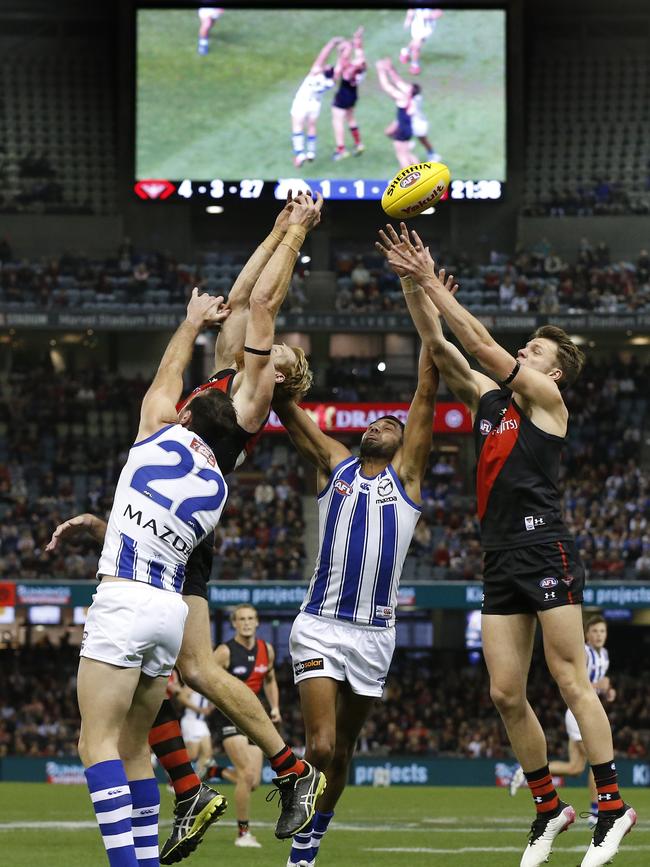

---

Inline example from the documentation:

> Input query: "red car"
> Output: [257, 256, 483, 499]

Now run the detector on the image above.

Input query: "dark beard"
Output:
[359, 438, 395, 459]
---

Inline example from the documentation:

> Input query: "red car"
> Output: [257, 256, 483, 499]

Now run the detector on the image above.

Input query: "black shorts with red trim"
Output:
[482, 540, 585, 615]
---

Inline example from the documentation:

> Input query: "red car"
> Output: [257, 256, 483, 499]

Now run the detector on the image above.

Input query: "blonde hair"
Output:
[234, 345, 313, 401]
[274, 345, 313, 401]
[230, 603, 257, 626]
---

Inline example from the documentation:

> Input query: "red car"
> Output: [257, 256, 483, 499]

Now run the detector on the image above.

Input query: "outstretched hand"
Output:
[186, 288, 231, 330]
[45, 514, 103, 552]
[376, 223, 459, 299]
[288, 191, 324, 231]
[274, 190, 299, 234]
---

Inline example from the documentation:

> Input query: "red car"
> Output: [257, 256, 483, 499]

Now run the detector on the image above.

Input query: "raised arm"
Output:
[393, 345, 437, 503]
[376, 59, 404, 101]
[387, 226, 567, 415]
[310, 36, 342, 73]
[213, 194, 296, 371]
[138, 289, 230, 441]
[272, 399, 351, 492]
[376, 225, 497, 414]
[352, 25, 365, 65]
[232, 194, 322, 433]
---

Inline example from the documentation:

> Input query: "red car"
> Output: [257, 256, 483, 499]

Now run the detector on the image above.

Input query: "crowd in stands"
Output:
[0, 349, 647, 582]
[1, 236, 650, 315]
[2, 641, 648, 763]
[334, 239, 650, 315]
[521, 180, 650, 218]
[0, 239, 308, 312]
[0, 367, 307, 583]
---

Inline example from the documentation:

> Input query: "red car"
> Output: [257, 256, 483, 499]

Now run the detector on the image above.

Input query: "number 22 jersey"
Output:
[98, 424, 228, 594]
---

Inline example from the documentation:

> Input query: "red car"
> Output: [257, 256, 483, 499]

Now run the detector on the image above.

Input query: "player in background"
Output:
[197, 7, 225, 56]
[377, 60, 440, 160]
[273, 345, 439, 867]
[400, 8, 442, 75]
[76, 289, 235, 867]
[546, 616, 615, 827]
[376, 223, 636, 867]
[212, 604, 281, 849]
[48, 195, 324, 864]
[331, 28, 366, 161]
[291, 37, 341, 167]
[175, 681, 215, 783]
[376, 58, 420, 169]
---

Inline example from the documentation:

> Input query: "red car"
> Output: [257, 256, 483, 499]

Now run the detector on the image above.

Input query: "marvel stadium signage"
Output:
[1, 308, 650, 332]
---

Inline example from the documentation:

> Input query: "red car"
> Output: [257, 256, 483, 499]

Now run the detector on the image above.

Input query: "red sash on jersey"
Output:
[245, 639, 270, 695]
[176, 368, 236, 413]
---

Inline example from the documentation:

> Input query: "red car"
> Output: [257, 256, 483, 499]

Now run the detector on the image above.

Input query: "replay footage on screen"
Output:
[135, 6, 506, 202]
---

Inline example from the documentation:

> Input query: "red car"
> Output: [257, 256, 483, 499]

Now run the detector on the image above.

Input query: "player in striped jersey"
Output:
[548, 616, 616, 826]
[76, 288, 236, 867]
[273, 346, 439, 867]
[378, 224, 635, 867]
[49, 195, 325, 863]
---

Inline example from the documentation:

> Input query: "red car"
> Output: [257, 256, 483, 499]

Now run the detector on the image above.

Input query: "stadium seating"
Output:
[1, 642, 648, 761]
[523, 42, 650, 216]
[0, 356, 647, 583]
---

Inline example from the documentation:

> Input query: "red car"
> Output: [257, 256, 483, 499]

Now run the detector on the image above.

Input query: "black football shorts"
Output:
[482, 540, 585, 615]
[181, 533, 214, 600]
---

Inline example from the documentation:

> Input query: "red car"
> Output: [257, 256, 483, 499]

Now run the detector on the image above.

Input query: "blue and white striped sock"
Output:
[307, 135, 317, 156]
[85, 760, 138, 866]
[311, 810, 334, 858]
[130, 778, 160, 866]
[289, 817, 313, 864]
[292, 133, 305, 156]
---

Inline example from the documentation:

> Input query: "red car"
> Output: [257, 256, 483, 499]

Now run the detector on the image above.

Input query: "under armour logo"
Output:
[534, 796, 543, 803]
[599, 793, 612, 801]
[544, 591, 556, 600]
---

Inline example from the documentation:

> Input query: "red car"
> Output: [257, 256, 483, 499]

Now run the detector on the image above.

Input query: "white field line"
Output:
[0, 819, 648, 835]
[366, 846, 650, 855]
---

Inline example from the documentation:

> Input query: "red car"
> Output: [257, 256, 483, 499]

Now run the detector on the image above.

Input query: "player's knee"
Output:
[489, 682, 525, 715]
[306, 733, 335, 769]
[77, 732, 90, 766]
[242, 767, 257, 790]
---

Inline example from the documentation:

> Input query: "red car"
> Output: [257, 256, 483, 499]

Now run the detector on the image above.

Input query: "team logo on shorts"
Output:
[479, 419, 492, 435]
[539, 577, 558, 589]
[334, 479, 353, 496]
[561, 574, 575, 587]
[294, 657, 324, 675]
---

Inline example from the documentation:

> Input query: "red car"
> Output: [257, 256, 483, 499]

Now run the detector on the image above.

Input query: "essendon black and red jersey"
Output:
[226, 637, 270, 696]
[176, 368, 265, 475]
[474, 389, 573, 551]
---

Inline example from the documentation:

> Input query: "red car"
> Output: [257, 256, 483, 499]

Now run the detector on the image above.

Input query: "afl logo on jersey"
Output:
[232, 665, 247, 676]
[334, 479, 353, 496]
[539, 577, 558, 589]
[479, 419, 492, 435]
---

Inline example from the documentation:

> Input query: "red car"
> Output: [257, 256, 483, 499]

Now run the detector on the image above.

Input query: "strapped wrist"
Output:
[281, 225, 307, 254]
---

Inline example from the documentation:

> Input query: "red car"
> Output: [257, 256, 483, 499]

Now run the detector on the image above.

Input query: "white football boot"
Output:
[520, 802, 576, 867]
[580, 806, 637, 867]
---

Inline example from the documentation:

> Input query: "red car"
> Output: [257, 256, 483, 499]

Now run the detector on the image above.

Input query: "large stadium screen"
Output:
[135, 6, 507, 203]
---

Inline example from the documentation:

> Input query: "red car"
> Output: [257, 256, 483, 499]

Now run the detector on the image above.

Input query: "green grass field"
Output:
[1, 783, 647, 866]
[136, 8, 506, 181]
